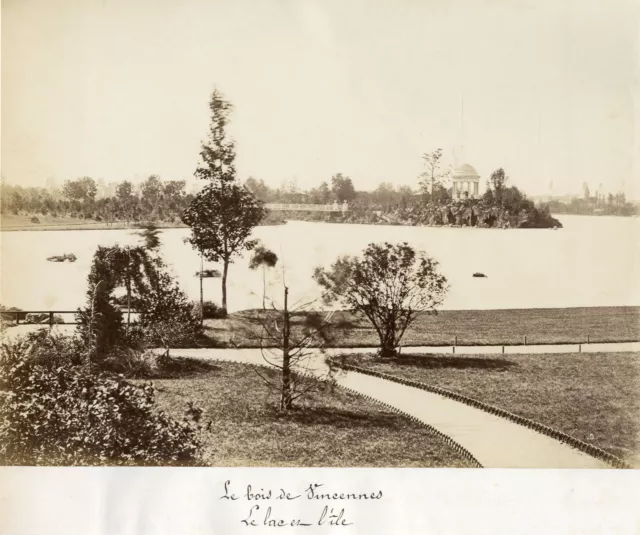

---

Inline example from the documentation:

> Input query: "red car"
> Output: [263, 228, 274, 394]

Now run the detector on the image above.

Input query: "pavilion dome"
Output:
[452, 163, 480, 180]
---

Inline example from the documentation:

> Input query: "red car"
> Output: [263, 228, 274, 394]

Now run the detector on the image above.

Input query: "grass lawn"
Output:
[203, 307, 640, 348]
[0, 213, 183, 231]
[338, 351, 640, 466]
[145, 359, 474, 467]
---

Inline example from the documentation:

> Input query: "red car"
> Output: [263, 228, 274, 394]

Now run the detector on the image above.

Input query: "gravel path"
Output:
[160, 347, 611, 468]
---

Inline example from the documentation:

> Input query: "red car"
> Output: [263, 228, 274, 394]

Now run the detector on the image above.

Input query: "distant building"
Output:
[451, 163, 480, 199]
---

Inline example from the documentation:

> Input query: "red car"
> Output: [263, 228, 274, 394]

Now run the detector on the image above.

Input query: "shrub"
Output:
[192, 301, 225, 320]
[0, 338, 202, 466]
[30, 216, 40, 224]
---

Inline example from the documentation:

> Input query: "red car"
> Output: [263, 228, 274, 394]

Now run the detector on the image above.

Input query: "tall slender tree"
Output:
[419, 149, 450, 202]
[182, 88, 266, 315]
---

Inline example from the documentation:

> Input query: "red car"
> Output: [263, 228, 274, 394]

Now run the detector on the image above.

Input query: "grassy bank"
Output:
[147, 359, 473, 467]
[0, 214, 184, 232]
[1, 213, 284, 231]
[338, 351, 640, 466]
[204, 306, 640, 348]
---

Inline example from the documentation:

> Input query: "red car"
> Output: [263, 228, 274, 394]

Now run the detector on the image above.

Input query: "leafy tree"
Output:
[194, 88, 236, 184]
[116, 181, 136, 223]
[140, 175, 163, 204]
[482, 181, 495, 203]
[419, 149, 450, 202]
[317, 181, 331, 203]
[249, 243, 278, 309]
[244, 177, 270, 201]
[77, 247, 125, 363]
[331, 173, 356, 203]
[182, 182, 266, 315]
[489, 168, 508, 200]
[314, 242, 448, 358]
[183, 88, 266, 315]
[111, 246, 159, 330]
[116, 181, 134, 200]
[397, 185, 415, 209]
[62, 177, 97, 203]
[163, 180, 186, 199]
[372, 182, 396, 207]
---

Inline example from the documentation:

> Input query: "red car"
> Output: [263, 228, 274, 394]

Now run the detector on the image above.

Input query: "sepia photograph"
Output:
[1, 0, 639, 484]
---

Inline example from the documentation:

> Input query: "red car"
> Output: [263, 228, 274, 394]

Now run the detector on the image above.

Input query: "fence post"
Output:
[587, 334, 590, 344]
[578, 344, 582, 353]
[452, 345, 456, 354]
[15, 311, 20, 325]
[502, 345, 505, 354]
[49, 312, 54, 328]
[524, 335, 527, 345]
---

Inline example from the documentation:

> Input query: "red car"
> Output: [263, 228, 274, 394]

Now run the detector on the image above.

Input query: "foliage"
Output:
[77, 246, 126, 362]
[314, 242, 448, 358]
[256, 285, 335, 410]
[544, 192, 638, 216]
[419, 148, 450, 202]
[195, 269, 221, 278]
[62, 177, 97, 202]
[249, 243, 279, 309]
[77, 245, 202, 365]
[249, 244, 278, 270]
[489, 168, 507, 199]
[182, 88, 267, 314]
[182, 182, 266, 314]
[0, 337, 202, 466]
[194, 88, 237, 184]
[0, 177, 191, 226]
[330, 173, 356, 203]
[191, 300, 226, 320]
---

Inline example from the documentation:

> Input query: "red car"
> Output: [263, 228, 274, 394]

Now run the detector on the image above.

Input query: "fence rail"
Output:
[1, 309, 141, 327]
[265, 203, 349, 212]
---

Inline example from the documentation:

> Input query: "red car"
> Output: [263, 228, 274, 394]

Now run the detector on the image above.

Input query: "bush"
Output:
[192, 301, 225, 320]
[0, 338, 202, 466]
[30, 216, 40, 224]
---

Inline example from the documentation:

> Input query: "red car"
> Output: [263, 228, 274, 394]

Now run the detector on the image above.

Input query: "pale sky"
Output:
[2, 0, 639, 197]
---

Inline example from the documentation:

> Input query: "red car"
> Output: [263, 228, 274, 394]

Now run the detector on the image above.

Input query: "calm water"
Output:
[1, 215, 639, 313]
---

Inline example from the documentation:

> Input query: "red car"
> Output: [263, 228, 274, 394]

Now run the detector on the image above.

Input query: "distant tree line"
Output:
[0, 175, 193, 224]
[544, 186, 637, 216]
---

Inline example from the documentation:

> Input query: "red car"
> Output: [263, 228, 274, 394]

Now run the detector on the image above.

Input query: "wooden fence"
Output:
[1, 310, 140, 327]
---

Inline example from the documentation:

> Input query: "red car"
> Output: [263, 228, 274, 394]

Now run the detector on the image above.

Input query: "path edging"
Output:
[327, 357, 631, 469]
[170, 354, 483, 468]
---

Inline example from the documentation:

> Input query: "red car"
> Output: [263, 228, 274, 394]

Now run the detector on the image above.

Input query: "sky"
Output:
[2, 0, 639, 198]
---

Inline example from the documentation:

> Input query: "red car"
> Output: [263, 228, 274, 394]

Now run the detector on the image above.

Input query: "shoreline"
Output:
[4, 306, 638, 348]
[2, 212, 636, 232]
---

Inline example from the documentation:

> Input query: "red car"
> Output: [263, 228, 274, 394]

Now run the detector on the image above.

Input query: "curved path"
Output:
[159, 347, 614, 468]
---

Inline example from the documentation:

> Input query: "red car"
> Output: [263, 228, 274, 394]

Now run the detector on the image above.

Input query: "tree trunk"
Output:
[221, 259, 229, 316]
[126, 283, 131, 331]
[281, 286, 292, 410]
[200, 254, 204, 327]
[126, 249, 131, 330]
[262, 266, 266, 310]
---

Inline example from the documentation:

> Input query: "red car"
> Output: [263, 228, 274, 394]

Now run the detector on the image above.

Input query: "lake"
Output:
[1, 215, 639, 313]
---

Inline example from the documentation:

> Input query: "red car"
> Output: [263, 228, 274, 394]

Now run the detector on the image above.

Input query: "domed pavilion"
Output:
[452, 163, 480, 199]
